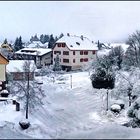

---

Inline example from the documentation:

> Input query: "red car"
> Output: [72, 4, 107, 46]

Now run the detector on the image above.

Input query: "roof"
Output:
[26, 41, 48, 48]
[56, 34, 98, 51]
[7, 60, 36, 72]
[1, 43, 13, 51]
[15, 48, 52, 56]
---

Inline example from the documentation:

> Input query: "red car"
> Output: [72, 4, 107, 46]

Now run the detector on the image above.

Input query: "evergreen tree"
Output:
[14, 37, 20, 51]
[59, 33, 64, 39]
[40, 34, 44, 44]
[18, 36, 23, 50]
[33, 34, 39, 41]
[48, 34, 55, 48]
[14, 36, 23, 51]
[30, 34, 39, 42]
[97, 40, 102, 50]
[53, 54, 61, 71]
[3, 38, 8, 44]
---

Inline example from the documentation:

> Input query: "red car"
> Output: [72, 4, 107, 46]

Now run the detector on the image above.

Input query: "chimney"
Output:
[67, 33, 70, 36]
[81, 35, 83, 40]
[92, 41, 94, 43]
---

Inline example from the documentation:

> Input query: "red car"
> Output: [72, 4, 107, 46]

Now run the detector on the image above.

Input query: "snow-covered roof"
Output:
[56, 34, 98, 51]
[7, 60, 36, 72]
[15, 48, 52, 56]
[26, 41, 48, 48]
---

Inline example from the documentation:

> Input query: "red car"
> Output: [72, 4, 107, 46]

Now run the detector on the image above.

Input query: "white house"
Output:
[15, 48, 52, 68]
[53, 34, 98, 71]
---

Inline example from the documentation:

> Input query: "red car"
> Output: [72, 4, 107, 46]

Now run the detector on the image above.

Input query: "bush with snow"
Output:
[90, 67, 115, 89]
[110, 104, 121, 113]
[19, 119, 30, 130]
[126, 97, 140, 127]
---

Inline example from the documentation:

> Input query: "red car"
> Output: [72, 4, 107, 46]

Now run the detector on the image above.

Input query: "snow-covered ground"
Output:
[1, 71, 140, 138]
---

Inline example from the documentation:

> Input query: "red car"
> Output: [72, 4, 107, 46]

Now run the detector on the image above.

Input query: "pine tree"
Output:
[18, 36, 23, 50]
[3, 38, 8, 44]
[48, 34, 55, 48]
[59, 33, 64, 39]
[14, 37, 20, 51]
[40, 34, 44, 44]
[53, 54, 61, 71]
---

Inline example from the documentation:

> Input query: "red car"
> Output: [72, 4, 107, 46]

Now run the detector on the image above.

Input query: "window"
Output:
[84, 58, 88, 62]
[73, 51, 75, 55]
[80, 58, 83, 62]
[80, 51, 83, 55]
[63, 51, 69, 55]
[84, 51, 88, 55]
[92, 50, 96, 54]
[58, 44, 61, 47]
[60, 59, 61, 62]
[73, 59, 75, 63]
[54, 51, 61, 55]
[57, 43, 65, 47]
[62, 43, 65, 47]
[63, 59, 69, 63]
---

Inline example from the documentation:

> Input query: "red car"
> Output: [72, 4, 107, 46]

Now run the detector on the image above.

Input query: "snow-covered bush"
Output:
[19, 119, 30, 129]
[110, 104, 121, 113]
[90, 67, 115, 89]
[36, 65, 54, 76]
[0, 90, 9, 97]
[126, 97, 140, 127]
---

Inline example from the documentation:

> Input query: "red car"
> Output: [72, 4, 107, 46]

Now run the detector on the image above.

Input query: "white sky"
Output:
[1, 1, 140, 43]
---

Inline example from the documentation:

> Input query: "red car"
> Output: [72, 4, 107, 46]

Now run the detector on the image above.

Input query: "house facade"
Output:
[53, 34, 98, 71]
[0, 53, 9, 90]
[15, 48, 52, 69]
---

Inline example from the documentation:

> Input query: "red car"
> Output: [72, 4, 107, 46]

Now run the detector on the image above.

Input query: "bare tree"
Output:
[9, 60, 45, 119]
[125, 30, 140, 68]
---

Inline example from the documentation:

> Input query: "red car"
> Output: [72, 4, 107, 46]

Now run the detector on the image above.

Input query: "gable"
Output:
[0, 54, 9, 64]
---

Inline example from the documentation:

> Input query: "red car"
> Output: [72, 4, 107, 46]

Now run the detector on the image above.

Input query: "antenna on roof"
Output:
[81, 35, 84, 40]
[67, 33, 70, 36]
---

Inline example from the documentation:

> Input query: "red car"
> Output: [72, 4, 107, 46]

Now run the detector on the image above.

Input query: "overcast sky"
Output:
[1, 1, 140, 43]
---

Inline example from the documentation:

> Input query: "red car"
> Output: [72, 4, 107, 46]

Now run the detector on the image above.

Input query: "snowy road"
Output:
[33, 72, 105, 138]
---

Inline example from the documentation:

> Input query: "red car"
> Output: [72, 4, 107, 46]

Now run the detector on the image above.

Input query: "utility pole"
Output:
[26, 58, 30, 119]
[106, 89, 109, 111]
[70, 74, 72, 89]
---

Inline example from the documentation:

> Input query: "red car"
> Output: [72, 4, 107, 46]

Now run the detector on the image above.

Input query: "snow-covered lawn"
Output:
[1, 71, 140, 138]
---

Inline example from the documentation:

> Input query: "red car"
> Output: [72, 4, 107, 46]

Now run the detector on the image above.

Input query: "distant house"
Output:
[26, 41, 48, 48]
[53, 34, 98, 71]
[0, 43, 13, 58]
[0, 53, 9, 90]
[7, 60, 36, 81]
[14, 48, 52, 69]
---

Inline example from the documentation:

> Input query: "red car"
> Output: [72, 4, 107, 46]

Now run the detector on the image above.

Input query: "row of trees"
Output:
[1, 33, 64, 53]
[30, 33, 64, 48]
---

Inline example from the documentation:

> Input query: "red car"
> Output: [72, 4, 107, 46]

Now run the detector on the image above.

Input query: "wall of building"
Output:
[0, 65, 6, 81]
